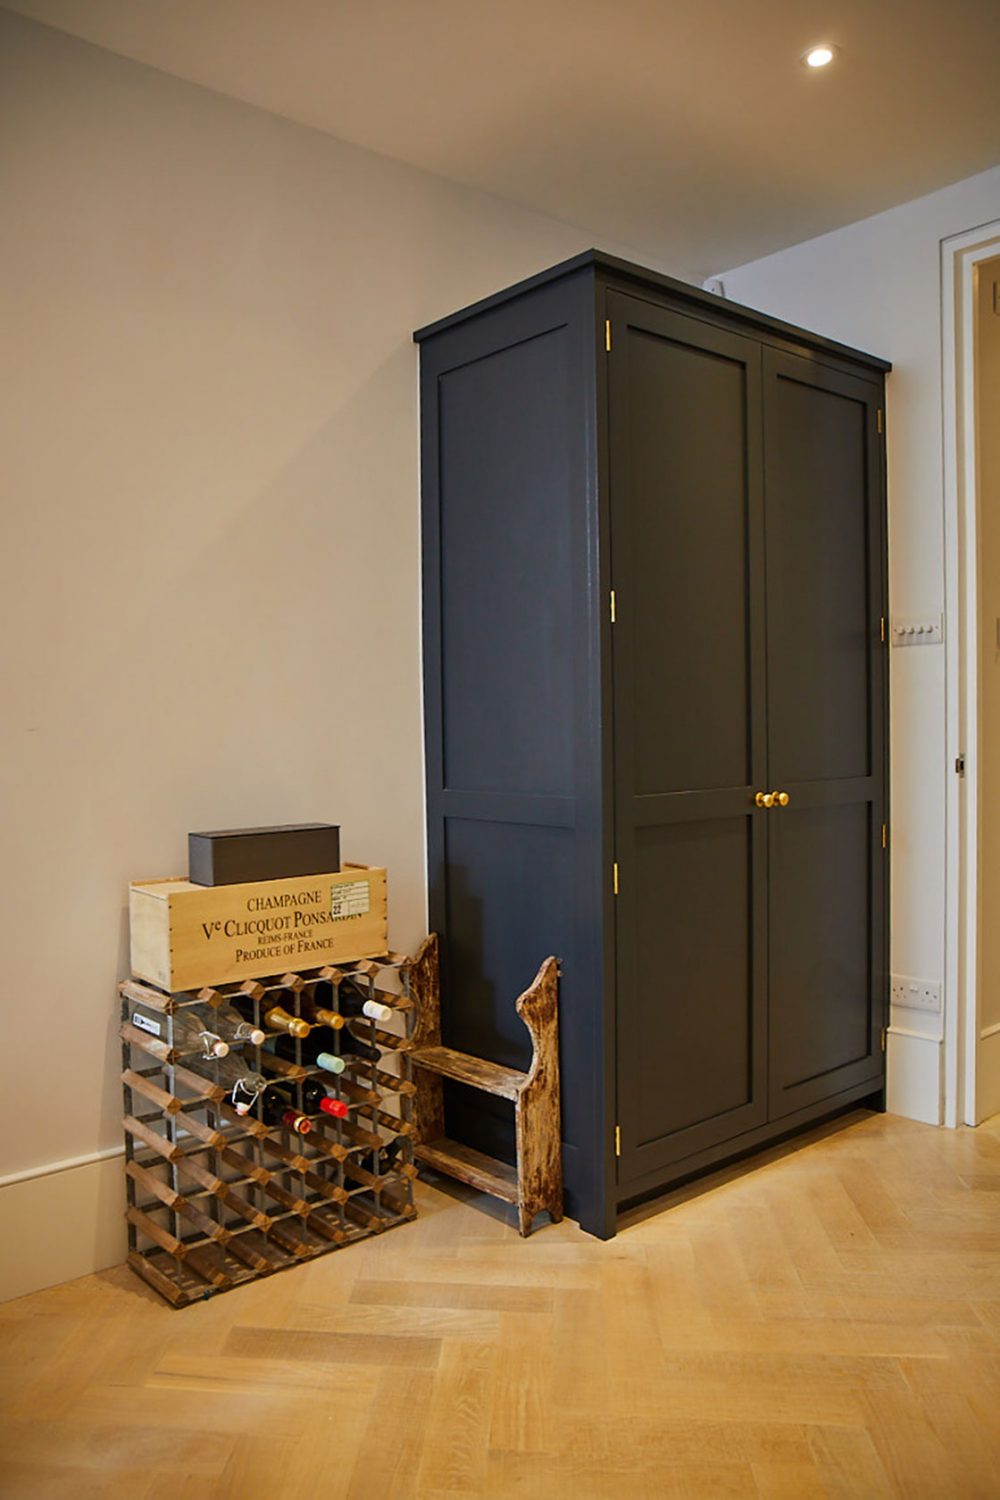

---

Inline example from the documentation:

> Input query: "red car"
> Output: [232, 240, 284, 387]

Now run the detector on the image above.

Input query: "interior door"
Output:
[763, 349, 886, 1116]
[609, 293, 769, 1187]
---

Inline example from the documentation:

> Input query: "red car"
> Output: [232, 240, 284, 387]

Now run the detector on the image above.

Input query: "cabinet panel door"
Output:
[764, 351, 886, 1116]
[609, 293, 769, 1185]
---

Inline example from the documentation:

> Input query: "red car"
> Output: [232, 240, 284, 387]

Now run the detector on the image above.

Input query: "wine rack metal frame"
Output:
[120, 938, 432, 1307]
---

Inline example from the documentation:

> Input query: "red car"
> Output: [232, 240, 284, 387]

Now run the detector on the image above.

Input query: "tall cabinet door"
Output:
[763, 350, 887, 1117]
[609, 293, 769, 1187]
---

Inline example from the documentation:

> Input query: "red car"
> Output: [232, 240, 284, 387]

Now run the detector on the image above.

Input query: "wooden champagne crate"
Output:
[129, 863, 387, 992]
[120, 942, 432, 1307]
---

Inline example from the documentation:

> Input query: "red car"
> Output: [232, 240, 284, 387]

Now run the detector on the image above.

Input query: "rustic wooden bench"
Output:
[408, 934, 563, 1236]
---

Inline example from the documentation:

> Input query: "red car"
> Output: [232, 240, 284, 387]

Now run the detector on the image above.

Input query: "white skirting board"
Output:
[0, 1150, 126, 1303]
[887, 1027, 943, 1125]
[0, 1027, 960, 1303]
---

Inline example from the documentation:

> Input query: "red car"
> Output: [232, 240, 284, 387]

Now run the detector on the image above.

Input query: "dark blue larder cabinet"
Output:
[415, 251, 890, 1238]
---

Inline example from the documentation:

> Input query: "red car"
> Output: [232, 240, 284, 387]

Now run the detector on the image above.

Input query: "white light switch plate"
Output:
[891, 614, 942, 646]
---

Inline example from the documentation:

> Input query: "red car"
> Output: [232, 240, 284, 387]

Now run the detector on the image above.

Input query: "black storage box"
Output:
[188, 823, 341, 887]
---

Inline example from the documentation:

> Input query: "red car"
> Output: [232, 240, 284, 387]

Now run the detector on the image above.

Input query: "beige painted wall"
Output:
[720, 165, 1000, 1126]
[0, 1155, 125, 1302]
[977, 258, 1000, 1049]
[0, 10, 677, 1296]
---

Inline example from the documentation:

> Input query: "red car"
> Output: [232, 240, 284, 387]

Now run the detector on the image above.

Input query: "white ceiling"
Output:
[6, 0, 1000, 276]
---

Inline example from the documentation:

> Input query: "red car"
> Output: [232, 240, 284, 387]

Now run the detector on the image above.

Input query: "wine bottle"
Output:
[195, 1054, 267, 1115]
[259, 1086, 313, 1135]
[337, 979, 393, 1025]
[264, 1002, 311, 1039]
[299, 981, 346, 1030]
[234, 993, 310, 1039]
[350, 1136, 404, 1179]
[263, 1033, 348, 1076]
[383, 1135, 406, 1166]
[287, 1023, 380, 1066]
[349, 1023, 405, 1056]
[262, 1066, 351, 1122]
[333, 1026, 381, 1064]
[162, 1008, 229, 1056]
[318, 1095, 349, 1120]
[197, 1001, 265, 1048]
[230, 1072, 266, 1115]
[259, 1069, 326, 1113]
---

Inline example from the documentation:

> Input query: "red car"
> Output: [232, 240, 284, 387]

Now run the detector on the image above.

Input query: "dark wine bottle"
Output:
[259, 1086, 312, 1135]
[300, 1024, 380, 1066]
[354, 1136, 406, 1178]
[336, 1026, 382, 1064]
[267, 1071, 351, 1115]
[337, 978, 393, 1024]
[318, 1095, 349, 1120]
[263, 1032, 348, 1076]
[258, 1071, 327, 1114]
[264, 1074, 350, 1119]
[299, 981, 347, 1030]
[262, 1065, 351, 1121]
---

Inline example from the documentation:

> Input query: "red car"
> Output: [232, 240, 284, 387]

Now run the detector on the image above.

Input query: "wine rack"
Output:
[120, 938, 433, 1307]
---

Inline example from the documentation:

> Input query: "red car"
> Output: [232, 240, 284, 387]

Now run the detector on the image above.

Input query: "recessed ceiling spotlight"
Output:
[802, 43, 837, 68]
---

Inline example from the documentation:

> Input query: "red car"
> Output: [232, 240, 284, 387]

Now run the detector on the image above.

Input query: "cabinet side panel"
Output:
[440, 817, 577, 1169]
[419, 271, 606, 1230]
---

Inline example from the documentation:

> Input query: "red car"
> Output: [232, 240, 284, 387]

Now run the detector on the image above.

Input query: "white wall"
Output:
[719, 165, 1000, 1127]
[0, 11, 680, 1298]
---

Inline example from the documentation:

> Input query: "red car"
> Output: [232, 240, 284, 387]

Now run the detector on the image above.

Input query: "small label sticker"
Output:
[330, 879, 370, 921]
[131, 1011, 162, 1038]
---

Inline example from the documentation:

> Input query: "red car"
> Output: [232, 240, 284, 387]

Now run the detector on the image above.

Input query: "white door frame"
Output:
[942, 218, 1000, 1127]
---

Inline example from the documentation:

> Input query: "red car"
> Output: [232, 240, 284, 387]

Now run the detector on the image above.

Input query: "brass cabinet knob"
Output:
[754, 791, 775, 808]
[774, 791, 790, 807]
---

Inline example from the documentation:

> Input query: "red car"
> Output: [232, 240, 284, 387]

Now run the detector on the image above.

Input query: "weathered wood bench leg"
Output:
[513, 957, 563, 1235]
[409, 939, 563, 1236]
[409, 933, 445, 1146]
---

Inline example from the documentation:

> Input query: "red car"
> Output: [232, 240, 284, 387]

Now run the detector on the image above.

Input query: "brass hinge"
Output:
[615, 1124, 621, 1157]
[877, 408, 883, 434]
[881, 1026, 886, 1053]
[613, 861, 619, 896]
[881, 823, 887, 849]
[880, 615, 886, 643]
[610, 588, 616, 624]
[605, 318, 612, 352]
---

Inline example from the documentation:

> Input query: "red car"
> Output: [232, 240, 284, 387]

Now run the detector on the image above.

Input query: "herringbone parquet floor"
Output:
[2, 1109, 999, 1499]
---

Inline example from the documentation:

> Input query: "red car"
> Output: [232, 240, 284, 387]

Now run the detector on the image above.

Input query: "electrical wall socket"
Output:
[891, 975, 942, 1014]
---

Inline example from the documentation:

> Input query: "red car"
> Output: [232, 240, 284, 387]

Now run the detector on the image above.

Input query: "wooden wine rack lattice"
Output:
[120, 938, 433, 1307]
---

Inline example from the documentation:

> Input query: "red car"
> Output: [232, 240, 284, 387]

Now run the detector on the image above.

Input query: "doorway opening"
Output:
[943, 222, 1000, 1126]
[972, 253, 1000, 1121]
